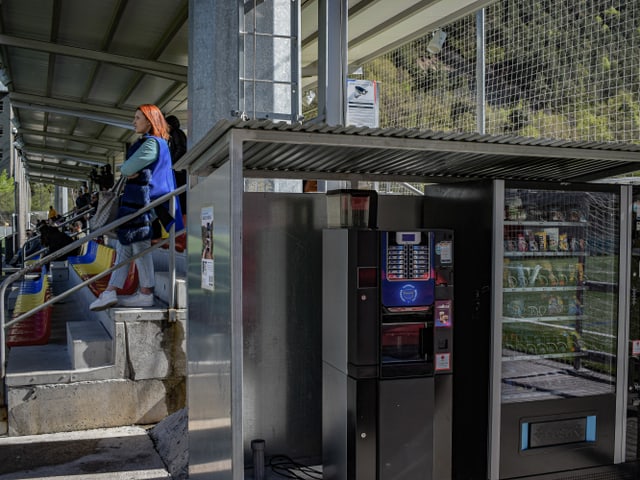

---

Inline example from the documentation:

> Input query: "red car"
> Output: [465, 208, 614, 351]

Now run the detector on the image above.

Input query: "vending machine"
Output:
[627, 190, 640, 464]
[322, 225, 454, 480]
[422, 180, 632, 480]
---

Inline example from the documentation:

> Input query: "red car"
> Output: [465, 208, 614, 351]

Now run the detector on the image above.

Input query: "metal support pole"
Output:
[476, 8, 486, 134]
[317, 0, 348, 126]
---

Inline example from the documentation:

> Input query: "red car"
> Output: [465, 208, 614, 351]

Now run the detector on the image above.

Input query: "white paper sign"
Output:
[435, 353, 451, 371]
[201, 206, 214, 291]
[346, 79, 379, 128]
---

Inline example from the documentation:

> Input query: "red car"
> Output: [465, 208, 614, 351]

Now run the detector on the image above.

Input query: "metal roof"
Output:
[0, 0, 189, 186]
[176, 119, 640, 184]
[0, 0, 497, 187]
[4, 0, 639, 187]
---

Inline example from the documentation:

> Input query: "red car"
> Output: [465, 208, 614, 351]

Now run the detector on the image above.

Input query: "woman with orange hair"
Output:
[90, 104, 183, 310]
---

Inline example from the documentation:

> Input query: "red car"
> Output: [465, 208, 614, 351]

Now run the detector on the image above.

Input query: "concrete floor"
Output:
[0, 426, 171, 479]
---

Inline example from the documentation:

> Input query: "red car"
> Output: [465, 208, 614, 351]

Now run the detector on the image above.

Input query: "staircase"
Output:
[1, 249, 187, 437]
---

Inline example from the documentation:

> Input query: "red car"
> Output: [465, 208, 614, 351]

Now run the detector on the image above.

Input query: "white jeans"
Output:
[108, 239, 154, 290]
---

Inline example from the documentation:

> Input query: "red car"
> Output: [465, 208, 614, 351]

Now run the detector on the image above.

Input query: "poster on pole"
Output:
[201, 206, 214, 291]
[346, 79, 379, 128]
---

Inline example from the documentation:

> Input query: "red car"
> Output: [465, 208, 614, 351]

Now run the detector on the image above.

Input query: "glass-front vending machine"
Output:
[497, 186, 621, 478]
[628, 191, 640, 464]
[423, 180, 634, 480]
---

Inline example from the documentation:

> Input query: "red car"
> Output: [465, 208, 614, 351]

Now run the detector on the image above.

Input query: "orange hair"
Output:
[137, 104, 169, 140]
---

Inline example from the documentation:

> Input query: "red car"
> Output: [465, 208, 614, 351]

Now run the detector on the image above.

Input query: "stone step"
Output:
[6, 378, 181, 436]
[2, 261, 187, 437]
[154, 271, 187, 308]
[66, 320, 113, 369]
[0, 405, 7, 436]
[5, 343, 123, 387]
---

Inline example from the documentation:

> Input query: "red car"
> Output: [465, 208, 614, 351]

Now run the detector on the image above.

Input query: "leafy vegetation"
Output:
[352, 0, 640, 144]
[0, 169, 14, 229]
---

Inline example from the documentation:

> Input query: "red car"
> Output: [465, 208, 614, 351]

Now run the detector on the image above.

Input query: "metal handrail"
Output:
[0, 184, 186, 378]
[21, 205, 95, 265]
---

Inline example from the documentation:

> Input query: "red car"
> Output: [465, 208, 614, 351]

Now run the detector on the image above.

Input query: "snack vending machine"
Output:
[322, 227, 454, 480]
[628, 190, 640, 464]
[422, 180, 631, 479]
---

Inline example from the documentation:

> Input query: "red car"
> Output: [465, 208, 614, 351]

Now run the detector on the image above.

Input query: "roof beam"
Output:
[26, 173, 84, 188]
[22, 145, 109, 166]
[23, 160, 93, 178]
[0, 33, 187, 83]
[10, 92, 133, 129]
[19, 128, 123, 150]
[301, 0, 497, 84]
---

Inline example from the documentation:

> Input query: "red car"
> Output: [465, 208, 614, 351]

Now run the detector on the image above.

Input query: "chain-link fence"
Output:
[303, 1, 640, 145]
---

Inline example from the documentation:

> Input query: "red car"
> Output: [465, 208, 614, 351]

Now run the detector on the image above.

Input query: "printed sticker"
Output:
[435, 300, 452, 328]
[435, 353, 451, 371]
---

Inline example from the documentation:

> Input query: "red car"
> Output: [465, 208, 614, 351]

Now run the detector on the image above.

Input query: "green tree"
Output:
[30, 182, 55, 214]
[0, 169, 15, 229]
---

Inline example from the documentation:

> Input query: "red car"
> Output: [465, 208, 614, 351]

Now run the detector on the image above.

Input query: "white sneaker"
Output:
[90, 290, 118, 311]
[118, 291, 154, 308]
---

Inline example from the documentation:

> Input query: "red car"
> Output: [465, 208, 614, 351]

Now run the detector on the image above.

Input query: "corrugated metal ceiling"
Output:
[0, 0, 506, 187]
[0, 0, 189, 186]
[3, 0, 640, 188]
[176, 119, 640, 184]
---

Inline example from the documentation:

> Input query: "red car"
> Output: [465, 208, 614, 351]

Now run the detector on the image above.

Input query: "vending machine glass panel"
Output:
[498, 186, 620, 479]
[381, 231, 434, 309]
[502, 188, 618, 403]
[380, 231, 436, 377]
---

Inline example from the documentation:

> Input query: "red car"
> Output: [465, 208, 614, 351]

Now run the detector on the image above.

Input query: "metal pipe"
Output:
[476, 8, 486, 134]
[168, 193, 176, 318]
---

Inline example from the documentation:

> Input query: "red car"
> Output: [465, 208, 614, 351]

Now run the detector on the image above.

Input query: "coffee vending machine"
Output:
[322, 225, 454, 480]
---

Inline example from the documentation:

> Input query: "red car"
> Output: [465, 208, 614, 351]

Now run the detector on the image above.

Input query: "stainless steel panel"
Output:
[241, 192, 326, 465]
[322, 228, 349, 374]
[187, 162, 233, 479]
[189, 190, 429, 476]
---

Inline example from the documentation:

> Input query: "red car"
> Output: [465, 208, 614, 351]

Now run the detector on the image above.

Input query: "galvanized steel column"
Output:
[317, 0, 347, 126]
[188, 0, 240, 145]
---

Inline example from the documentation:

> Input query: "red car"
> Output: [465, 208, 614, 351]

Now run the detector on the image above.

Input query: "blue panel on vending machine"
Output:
[380, 231, 435, 309]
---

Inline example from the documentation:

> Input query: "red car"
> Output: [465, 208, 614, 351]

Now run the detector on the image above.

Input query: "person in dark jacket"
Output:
[90, 104, 182, 311]
[38, 224, 80, 260]
[98, 164, 115, 190]
[165, 114, 187, 212]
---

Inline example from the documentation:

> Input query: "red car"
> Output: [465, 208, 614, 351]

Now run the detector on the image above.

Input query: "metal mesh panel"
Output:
[357, 15, 478, 133]
[240, 0, 299, 122]
[303, 1, 640, 145]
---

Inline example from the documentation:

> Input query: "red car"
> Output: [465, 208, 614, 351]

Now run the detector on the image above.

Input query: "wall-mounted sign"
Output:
[346, 79, 379, 128]
[201, 206, 214, 291]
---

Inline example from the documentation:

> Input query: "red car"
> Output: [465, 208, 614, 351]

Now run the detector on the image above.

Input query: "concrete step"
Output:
[5, 343, 124, 387]
[2, 261, 187, 437]
[154, 271, 187, 308]
[0, 405, 7, 436]
[0, 425, 171, 478]
[67, 320, 113, 369]
[6, 377, 181, 436]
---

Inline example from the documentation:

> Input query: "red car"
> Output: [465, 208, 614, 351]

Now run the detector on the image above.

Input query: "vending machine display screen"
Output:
[381, 231, 435, 308]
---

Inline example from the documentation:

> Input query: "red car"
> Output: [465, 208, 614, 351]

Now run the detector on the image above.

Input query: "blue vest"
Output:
[127, 135, 184, 231]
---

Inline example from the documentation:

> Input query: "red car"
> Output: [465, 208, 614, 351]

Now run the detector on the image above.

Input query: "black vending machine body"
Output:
[322, 228, 454, 480]
[423, 181, 627, 480]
